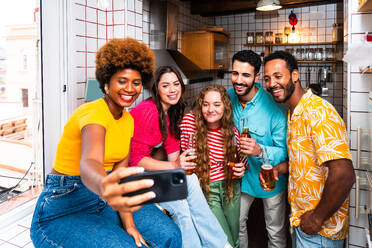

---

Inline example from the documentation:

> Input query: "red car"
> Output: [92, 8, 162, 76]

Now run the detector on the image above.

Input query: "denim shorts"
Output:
[292, 226, 344, 248]
[30, 174, 181, 248]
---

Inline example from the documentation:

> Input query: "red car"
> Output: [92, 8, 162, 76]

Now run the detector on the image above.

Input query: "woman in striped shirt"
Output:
[180, 85, 246, 248]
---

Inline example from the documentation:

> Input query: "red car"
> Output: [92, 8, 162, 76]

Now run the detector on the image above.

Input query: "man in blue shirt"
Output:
[227, 50, 288, 248]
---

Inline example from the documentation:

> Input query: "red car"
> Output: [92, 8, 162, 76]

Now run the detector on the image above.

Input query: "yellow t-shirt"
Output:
[53, 98, 133, 175]
[287, 89, 351, 240]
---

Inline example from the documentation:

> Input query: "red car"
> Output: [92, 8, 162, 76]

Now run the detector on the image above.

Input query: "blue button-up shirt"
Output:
[228, 84, 288, 198]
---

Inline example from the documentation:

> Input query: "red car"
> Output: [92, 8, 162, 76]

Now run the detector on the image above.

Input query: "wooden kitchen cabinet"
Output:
[181, 30, 230, 70]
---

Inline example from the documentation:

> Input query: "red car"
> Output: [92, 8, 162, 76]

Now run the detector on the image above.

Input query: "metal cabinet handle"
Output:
[355, 128, 372, 219]
[356, 175, 360, 219]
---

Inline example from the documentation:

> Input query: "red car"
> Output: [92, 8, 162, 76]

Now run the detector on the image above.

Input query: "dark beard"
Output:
[283, 78, 295, 103]
[232, 82, 254, 97]
[268, 77, 295, 103]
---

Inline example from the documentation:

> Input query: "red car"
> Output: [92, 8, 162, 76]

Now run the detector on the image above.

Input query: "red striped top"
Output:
[180, 113, 240, 181]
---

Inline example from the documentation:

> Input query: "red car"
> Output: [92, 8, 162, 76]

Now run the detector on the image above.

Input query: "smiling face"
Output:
[106, 68, 142, 110]
[231, 60, 260, 99]
[264, 59, 298, 104]
[201, 90, 225, 129]
[157, 72, 182, 111]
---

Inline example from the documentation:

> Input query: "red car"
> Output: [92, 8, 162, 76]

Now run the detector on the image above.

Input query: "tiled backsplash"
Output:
[68, 0, 344, 115]
[210, 3, 344, 115]
[69, 0, 148, 111]
[68, 0, 213, 112]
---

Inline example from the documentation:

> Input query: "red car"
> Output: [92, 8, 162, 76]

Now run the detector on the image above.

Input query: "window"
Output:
[0, 0, 43, 205]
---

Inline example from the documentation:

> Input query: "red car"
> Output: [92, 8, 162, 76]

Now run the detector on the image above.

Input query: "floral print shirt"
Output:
[287, 89, 351, 240]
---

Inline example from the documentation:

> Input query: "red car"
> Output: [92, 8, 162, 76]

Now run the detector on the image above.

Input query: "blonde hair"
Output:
[194, 85, 236, 202]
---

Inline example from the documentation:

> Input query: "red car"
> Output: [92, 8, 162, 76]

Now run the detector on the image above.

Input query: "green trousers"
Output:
[206, 180, 241, 248]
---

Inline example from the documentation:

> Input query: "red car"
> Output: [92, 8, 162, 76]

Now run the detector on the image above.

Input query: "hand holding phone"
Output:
[120, 169, 188, 205]
[101, 167, 155, 212]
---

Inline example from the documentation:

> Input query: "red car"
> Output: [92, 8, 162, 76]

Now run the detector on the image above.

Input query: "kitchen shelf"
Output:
[359, 0, 372, 12]
[298, 60, 342, 64]
[243, 41, 341, 58]
[244, 41, 342, 72]
[298, 60, 343, 72]
[243, 42, 339, 47]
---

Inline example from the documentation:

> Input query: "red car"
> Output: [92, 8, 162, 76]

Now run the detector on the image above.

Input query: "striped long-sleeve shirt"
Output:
[180, 113, 240, 181]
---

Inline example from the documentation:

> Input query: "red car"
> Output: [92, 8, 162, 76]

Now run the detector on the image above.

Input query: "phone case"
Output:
[120, 169, 188, 204]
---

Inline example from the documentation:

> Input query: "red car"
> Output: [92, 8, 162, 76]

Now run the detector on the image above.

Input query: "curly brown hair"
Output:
[194, 85, 236, 202]
[95, 38, 154, 93]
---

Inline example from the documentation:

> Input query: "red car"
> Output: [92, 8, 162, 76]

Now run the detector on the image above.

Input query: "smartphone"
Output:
[120, 169, 188, 205]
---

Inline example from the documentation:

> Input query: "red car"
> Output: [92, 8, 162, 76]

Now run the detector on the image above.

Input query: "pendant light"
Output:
[256, 0, 282, 11]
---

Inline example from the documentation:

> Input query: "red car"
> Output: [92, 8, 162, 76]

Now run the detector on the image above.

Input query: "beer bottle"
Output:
[228, 136, 240, 179]
[186, 133, 196, 175]
[240, 118, 250, 156]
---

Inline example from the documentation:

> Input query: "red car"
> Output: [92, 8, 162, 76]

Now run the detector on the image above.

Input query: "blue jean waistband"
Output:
[46, 174, 82, 187]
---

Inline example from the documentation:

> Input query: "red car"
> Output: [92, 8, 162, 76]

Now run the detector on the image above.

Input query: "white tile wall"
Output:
[349, 245, 367, 248]
[127, 0, 135, 12]
[345, 0, 372, 246]
[114, 11, 125, 25]
[351, 74, 372, 92]
[211, 3, 344, 114]
[351, 112, 370, 130]
[351, 93, 370, 112]
[115, 0, 125, 10]
[351, 14, 372, 33]
[349, 225, 368, 247]
[86, 0, 97, 8]
[106, 11, 113, 25]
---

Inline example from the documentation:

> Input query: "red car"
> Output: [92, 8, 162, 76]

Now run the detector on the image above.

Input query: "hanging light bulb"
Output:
[288, 30, 300, 44]
[256, 0, 282, 11]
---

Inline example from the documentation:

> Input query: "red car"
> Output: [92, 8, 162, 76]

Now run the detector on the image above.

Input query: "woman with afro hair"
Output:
[180, 85, 246, 248]
[30, 38, 181, 248]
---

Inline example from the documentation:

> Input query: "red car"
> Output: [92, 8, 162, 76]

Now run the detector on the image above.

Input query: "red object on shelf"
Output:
[289, 11, 298, 31]
[366, 33, 372, 42]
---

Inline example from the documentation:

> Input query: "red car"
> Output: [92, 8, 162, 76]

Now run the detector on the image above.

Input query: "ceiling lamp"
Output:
[256, 0, 282, 11]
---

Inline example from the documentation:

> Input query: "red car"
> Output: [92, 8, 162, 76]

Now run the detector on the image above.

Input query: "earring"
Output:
[104, 84, 109, 94]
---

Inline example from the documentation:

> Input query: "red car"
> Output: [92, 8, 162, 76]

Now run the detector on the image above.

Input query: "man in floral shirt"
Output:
[262, 51, 355, 248]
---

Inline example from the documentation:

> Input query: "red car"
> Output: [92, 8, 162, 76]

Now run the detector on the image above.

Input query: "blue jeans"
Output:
[30, 174, 182, 248]
[292, 226, 344, 248]
[159, 174, 227, 248]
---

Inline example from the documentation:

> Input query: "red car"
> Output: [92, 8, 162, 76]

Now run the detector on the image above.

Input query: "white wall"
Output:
[344, 0, 372, 247]
[41, 0, 69, 176]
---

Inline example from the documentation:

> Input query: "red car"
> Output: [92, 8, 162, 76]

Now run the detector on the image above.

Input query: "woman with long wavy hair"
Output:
[129, 66, 231, 248]
[180, 85, 246, 248]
